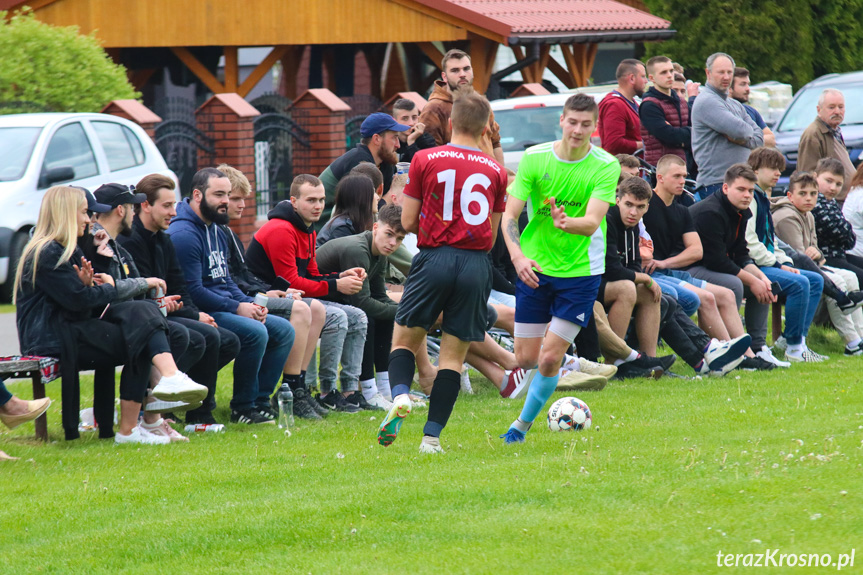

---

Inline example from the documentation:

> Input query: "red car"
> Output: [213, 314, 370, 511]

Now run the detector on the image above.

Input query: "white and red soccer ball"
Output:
[547, 397, 592, 432]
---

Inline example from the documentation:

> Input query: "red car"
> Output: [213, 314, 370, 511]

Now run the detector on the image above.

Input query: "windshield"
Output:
[776, 83, 863, 132]
[496, 106, 563, 152]
[0, 127, 42, 181]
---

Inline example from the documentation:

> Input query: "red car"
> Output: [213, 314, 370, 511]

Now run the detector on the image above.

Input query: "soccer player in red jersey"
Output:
[377, 90, 508, 453]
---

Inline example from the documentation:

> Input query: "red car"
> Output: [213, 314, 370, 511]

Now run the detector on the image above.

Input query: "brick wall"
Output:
[196, 93, 261, 246]
[291, 88, 351, 179]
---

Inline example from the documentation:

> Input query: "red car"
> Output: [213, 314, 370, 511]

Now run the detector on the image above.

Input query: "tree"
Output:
[643, 0, 861, 89]
[0, 10, 138, 114]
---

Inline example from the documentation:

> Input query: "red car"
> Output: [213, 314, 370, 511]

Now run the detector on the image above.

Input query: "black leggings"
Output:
[360, 318, 395, 381]
[77, 323, 171, 404]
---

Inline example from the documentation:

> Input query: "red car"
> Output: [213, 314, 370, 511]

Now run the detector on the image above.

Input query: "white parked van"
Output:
[0, 113, 177, 300]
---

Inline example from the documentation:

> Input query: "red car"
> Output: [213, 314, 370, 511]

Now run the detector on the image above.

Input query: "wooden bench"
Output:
[0, 357, 50, 441]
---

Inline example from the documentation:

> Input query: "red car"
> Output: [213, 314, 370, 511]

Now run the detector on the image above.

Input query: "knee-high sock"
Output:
[388, 348, 415, 398]
[423, 369, 460, 437]
[517, 372, 559, 427]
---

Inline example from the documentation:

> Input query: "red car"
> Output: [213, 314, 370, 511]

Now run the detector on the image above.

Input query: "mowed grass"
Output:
[1, 325, 862, 574]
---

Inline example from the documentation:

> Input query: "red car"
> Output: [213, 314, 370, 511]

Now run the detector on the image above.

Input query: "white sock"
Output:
[360, 378, 377, 401]
[614, 350, 640, 366]
[562, 354, 579, 371]
[375, 372, 391, 400]
[511, 418, 531, 433]
[500, 370, 510, 390]
[848, 338, 862, 348]
[787, 343, 804, 354]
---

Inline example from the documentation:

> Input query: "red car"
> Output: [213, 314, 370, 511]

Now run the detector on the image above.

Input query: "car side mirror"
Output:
[38, 166, 75, 188]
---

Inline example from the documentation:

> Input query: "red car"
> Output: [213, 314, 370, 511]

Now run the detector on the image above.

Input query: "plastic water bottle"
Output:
[277, 384, 294, 428]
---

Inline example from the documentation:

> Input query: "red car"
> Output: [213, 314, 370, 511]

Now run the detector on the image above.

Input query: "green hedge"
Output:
[0, 10, 138, 114]
[643, 0, 863, 90]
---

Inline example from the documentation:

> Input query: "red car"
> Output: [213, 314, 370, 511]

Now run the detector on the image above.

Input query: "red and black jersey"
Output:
[403, 144, 507, 251]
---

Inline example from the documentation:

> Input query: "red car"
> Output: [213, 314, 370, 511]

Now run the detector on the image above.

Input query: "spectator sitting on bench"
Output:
[118, 174, 241, 426]
[217, 164, 328, 421]
[15, 186, 206, 443]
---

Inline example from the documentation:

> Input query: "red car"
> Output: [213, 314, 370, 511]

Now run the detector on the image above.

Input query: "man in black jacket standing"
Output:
[119, 174, 240, 425]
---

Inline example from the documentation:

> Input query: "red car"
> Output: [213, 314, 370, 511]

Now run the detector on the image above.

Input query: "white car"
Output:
[0, 113, 177, 300]
[491, 86, 616, 172]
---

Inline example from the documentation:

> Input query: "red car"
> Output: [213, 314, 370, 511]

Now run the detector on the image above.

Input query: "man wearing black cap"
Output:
[317, 112, 410, 230]
[89, 183, 209, 437]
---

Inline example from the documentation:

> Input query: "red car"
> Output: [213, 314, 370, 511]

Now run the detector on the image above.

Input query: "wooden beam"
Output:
[224, 46, 239, 92]
[129, 68, 157, 92]
[238, 45, 290, 97]
[171, 47, 225, 94]
[469, 34, 498, 94]
[531, 44, 551, 87]
[417, 42, 445, 69]
[322, 48, 336, 93]
[279, 46, 306, 100]
[561, 44, 583, 87]
[511, 45, 534, 83]
[547, 57, 575, 89]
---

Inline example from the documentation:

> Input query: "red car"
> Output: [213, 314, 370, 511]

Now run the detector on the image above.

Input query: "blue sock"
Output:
[516, 372, 559, 428]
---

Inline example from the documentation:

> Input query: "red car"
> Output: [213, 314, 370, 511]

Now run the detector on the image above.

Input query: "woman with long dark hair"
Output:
[317, 174, 377, 247]
[14, 186, 206, 443]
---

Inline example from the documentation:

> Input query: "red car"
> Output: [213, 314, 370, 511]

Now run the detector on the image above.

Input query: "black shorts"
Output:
[395, 246, 492, 342]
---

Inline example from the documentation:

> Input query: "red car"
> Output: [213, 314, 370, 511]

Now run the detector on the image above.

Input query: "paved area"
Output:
[0, 312, 19, 356]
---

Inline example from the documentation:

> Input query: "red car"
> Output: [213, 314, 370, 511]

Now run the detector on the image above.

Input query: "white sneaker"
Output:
[500, 368, 530, 399]
[151, 372, 208, 403]
[144, 391, 202, 413]
[785, 347, 824, 363]
[704, 335, 751, 373]
[418, 435, 444, 454]
[140, 418, 189, 442]
[508, 368, 537, 399]
[575, 358, 618, 378]
[773, 336, 788, 351]
[114, 425, 170, 445]
[366, 392, 393, 410]
[755, 346, 791, 368]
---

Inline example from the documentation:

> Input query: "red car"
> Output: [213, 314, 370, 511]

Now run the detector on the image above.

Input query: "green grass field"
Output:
[1, 325, 861, 574]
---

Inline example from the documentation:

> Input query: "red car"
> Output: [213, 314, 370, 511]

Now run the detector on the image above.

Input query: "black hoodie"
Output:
[604, 204, 641, 283]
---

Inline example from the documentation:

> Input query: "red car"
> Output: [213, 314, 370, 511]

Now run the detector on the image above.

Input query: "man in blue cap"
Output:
[317, 112, 409, 230]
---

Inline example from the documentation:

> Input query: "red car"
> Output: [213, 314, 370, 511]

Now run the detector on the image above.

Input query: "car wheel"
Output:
[0, 231, 30, 303]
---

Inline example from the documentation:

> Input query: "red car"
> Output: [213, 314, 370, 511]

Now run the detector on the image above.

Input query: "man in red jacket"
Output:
[246, 175, 374, 413]
[598, 59, 647, 156]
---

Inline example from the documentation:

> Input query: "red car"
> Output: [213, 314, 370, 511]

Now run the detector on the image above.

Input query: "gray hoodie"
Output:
[691, 83, 764, 187]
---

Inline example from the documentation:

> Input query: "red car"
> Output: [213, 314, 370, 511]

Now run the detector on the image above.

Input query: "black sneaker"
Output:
[837, 290, 863, 315]
[256, 404, 277, 422]
[302, 389, 329, 417]
[290, 388, 323, 420]
[629, 352, 676, 371]
[844, 342, 863, 356]
[345, 391, 385, 411]
[736, 356, 776, 371]
[230, 408, 276, 425]
[317, 391, 361, 413]
[614, 361, 663, 380]
[185, 411, 218, 425]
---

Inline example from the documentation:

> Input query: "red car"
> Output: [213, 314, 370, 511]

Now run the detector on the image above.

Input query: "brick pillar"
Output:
[291, 88, 351, 178]
[509, 83, 551, 98]
[100, 99, 162, 141]
[196, 93, 260, 246]
[381, 91, 428, 114]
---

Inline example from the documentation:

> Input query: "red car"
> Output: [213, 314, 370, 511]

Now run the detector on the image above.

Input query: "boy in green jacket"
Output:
[316, 204, 406, 409]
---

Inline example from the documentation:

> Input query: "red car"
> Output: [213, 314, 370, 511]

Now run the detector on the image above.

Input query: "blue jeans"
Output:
[759, 266, 823, 345]
[211, 312, 294, 411]
[305, 301, 367, 394]
[0, 381, 12, 407]
[694, 183, 723, 203]
[652, 275, 701, 316]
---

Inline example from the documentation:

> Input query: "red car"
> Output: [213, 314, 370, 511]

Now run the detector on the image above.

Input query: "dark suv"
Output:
[773, 70, 863, 190]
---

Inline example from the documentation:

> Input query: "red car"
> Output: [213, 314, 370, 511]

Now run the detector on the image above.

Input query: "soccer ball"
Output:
[547, 397, 591, 432]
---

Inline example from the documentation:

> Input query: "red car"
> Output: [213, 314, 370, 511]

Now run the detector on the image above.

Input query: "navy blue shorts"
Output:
[395, 246, 492, 342]
[515, 273, 601, 327]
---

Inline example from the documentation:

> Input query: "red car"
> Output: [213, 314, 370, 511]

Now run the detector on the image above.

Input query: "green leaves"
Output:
[0, 10, 138, 114]
[643, 0, 862, 90]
